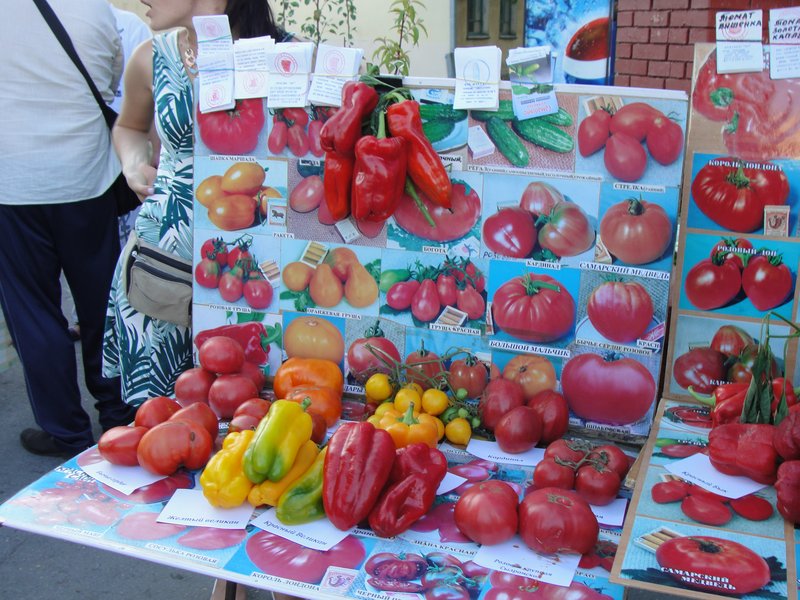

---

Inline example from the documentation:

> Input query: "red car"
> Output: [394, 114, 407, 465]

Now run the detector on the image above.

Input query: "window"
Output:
[467, 0, 488, 39]
[499, 0, 517, 39]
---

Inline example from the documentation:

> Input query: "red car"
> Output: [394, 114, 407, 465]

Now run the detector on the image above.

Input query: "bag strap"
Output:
[32, 0, 117, 129]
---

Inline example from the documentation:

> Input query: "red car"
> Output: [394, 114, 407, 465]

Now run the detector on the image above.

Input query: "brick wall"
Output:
[614, 0, 799, 93]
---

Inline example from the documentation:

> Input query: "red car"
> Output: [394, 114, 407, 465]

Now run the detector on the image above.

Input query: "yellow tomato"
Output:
[419, 414, 445, 441]
[365, 373, 393, 402]
[421, 389, 449, 416]
[404, 382, 424, 396]
[374, 402, 399, 419]
[394, 388, 422, 414]
[445, 417, 471, 446]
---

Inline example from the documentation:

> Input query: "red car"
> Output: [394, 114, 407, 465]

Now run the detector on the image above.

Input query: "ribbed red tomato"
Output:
[492, 273, 576, 343]
[197, 98, 265, 155]
[587, 280, 654, 343]
[599, 197, 673, 265]
[518, 488, 599, 554]
[483, 207, 537, 258]
[537, 202, 595, 257]
[519, 181, 564, 217]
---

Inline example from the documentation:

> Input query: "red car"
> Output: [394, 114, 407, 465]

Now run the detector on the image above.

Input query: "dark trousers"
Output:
[0, 188, 131, 450]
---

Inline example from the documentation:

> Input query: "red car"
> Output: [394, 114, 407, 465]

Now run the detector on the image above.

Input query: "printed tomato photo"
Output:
[196, 98, 265, 156]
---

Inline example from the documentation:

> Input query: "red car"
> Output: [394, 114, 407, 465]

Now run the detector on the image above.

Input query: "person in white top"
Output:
[0, 0, 137, 457]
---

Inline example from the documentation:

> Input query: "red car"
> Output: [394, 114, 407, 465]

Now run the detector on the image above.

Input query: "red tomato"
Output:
[710, 324, 754, 357]
[136, 420, 213, 476]
[646, 116, 684, 165]
[364, 552, 427, 580]
[411, 278, 441, 323]
[208, 194, 257, 231]
[492, 273, 576, 343]
[575, 464, 620, 506]
[519, 181, 564, 217]
[604, 132, 647, 182]
[479, 378, 526, 431]
[609, 102, 662, 141]
[307, 119, 324, 157]
[268, 120, 288, 154]
[537, 201, 595, 257]
[487, 574, 615, 600]
[483, 207, 537, 258]
[246, 532, 365, 584]
[710, 237, 754, 271]
[207, 374, 258, 419]
[229, 398, 271, 432]
[544, 438, 589, 463]
[200, 237, 228, 267]
[238, 360, 266, 391]
[217, 272, 243, 303]
[177, 527, 247, 550]
[495, 406, 543, 453]
[194, 258, 220, 289]
[691, 158, 790, 232]
[283, 107, 309, 128]
[672, 347, 727, 393]
[578, 109, 611, 157]
[656, 536, 770, 595]
[692, 52, 735, 121]
[684, 258, 742, 310]
[599, 197, 673, 265]
[243, 278, 273, 309]
[227, 246, 253, 270]
[651, 480, 691, 504]
[386, 280, 420, 311]
[456, 285, 485, 320]
[681, 495, 732, 526]
[448, 355, 488, 398]
[287, 124, 310, 157]
[197, 98, 264, 155]
[97, 426, 148, 466]
[587, 280, 653, 343]
[405, 345, 443, 390]
[526, 390, 569, 444]
[436, 274, 458, 308]
[393, 181, 481, 242]
[729, 494, 774, 521]
[116, 511, 186, 541]
[174, 367, 216, 406]
[580, 539, 618, 573]
[134, 395, 181, 428]
[533, 458, 575, 490]
[518, 488, 599, 554]
[198, 336, 245, 374]
[346, 334, 401, 383]
[741, 254, 793, 311]
[591, 445, 630, 479]
[289, 175, 324, 213]
[424, 584, 470, 600]
[454, 480, 519, 545]
[169, 402, 219, 441]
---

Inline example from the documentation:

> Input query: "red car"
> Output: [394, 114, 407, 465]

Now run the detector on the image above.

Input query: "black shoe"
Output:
[20, 428, 88, 458]
[100, 404, 138, 432]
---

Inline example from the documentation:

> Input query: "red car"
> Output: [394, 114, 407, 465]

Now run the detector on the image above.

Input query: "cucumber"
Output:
[538, 107, 574, 127]
[422, 119, 456, 143]
[418, 103, 467, 122]
[511, 118, 574, 153]
[486, 117, 530, 167]
[470, 99, 514, 122]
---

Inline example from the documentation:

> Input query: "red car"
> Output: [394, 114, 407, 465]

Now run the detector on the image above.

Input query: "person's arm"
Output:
[112, 39, 157, 200]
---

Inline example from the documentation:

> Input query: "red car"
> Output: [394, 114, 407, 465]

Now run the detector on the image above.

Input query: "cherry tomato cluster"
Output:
[383, 257, 487, 325]
[196, 235, 274, 310]
[578, 101, 684, 182]
[651, 479, 773, 526]
[532, 439, 630, 506]
[685, 236, 793, 312]
[268, 106, 333, 158]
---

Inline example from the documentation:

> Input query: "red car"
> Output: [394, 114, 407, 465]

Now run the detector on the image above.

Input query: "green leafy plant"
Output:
[372, 0, 428, 76]
[293, 0, 358, 47]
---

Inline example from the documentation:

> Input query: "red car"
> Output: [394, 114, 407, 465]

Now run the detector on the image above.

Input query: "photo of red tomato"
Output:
[586, 280, 654, 343]
[537, 201, 595, 257]
[741, 254, 793, 311]
[684, 257, 742, 311]
[604, 132, 647, 182]
[599, 196, 673, 265]
[196, 98, 265, 155]
[483, 207, 537, 258]
[393, 180, 481, 243]
[578, 109, 611, 157]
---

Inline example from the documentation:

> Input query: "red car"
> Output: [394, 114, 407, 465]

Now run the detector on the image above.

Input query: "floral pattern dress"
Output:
[103, 30, 193, 405]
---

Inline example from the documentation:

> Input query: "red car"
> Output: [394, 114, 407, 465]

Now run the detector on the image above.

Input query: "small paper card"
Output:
[507, 46, 554, 84]
[770, 44, 800, 80]
[158, 489, 253, 529]
[80, 459, 166, 496]
[716, 41, 765, 74]
[308, 44, 363, 106]
[453, 46, 502, 110]
[234, 36, 274, 99]
[197, 51, 236, 113]
[251, 509, 350, 551]
[473, 535, 581, 588]
[665, 453, 767, 499]
[590, 497, 627, 528]
[716, 10, 763, 41]
[193, 15, 233, 54]
[770, 7, 800, 45]
[266, 42, 315, 108]
[466, 439, 545, 468]
[437, 472, 468, 495]
[764, 205, 791, 236]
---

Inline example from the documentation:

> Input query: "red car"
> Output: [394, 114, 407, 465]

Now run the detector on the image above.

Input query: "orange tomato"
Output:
[284, 385, 342, 427]
[502, 355, 557, 401]
[196, 175, 225, 207]
[283, 317, 344, 363]
[221, 162, 266, 195]
[272, 357, 344, 400]
[282, 261, 314, 292]
[207, 194, 257, 231]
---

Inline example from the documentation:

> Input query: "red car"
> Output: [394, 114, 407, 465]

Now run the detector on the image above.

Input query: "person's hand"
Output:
[124, 163, 157, 201]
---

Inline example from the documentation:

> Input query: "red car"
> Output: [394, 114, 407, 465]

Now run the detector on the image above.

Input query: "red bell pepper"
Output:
[323, 152, 355, 221]
[775, 460, 800, 524]
[194, 323, 278, 365]
[386, 100, 452, 209]
[691, 378, 798, 427]
[367, 443, 448, 538]
[707, 423, 779, 485]
[774, 410, 800, 461]
[319, 81, 379, 157]
[323, 421, 395, 530]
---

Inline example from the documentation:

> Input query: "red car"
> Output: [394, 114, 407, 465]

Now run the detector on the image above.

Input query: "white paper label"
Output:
[80, 459, 166, 496]
[158, 489, 253, 529]
[473, 535, 581, 587]
[251, 509, 351, 551]
[466, 439, 545, 467]
[664, 453, 767, 499]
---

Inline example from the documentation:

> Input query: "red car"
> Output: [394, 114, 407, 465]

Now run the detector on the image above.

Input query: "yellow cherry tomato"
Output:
[365, 373, 393, 402]
[394, 388, 421, 415]
[404, 382, 424, 397]
[421, 389, 449, 416]
[374, 402, 399, 419]
[445, 417, 471, 446]
[419, 413, 445, 441]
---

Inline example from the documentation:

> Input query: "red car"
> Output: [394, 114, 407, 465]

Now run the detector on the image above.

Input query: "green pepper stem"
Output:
[405, 178, 436, 227]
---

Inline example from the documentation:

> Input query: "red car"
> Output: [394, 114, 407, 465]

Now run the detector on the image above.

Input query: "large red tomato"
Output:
[243, 278, 273, 310]
[479, 378, 526, 431]
[691, 158, 790, 232]
[492, 274, 575, 343]
[561, 353, 655, 424]
[208, 374, 259, 419]
[448, 354, 488, 398]
[710, 324, 754, 357]
[134, 395, 181, 428]
[194, 259, 220, 288]
[710, 236, 753, 271]
[346, 330, 401, 383]
[684, 258, 742, 311]
[198, 336, 245, 374]
[587, 280, 654, 343]
[578, 109, 611, 157]
[741, 254, 793, 311]
[519, 181, 564, 217]
[672, 347, 727, 394]
[115, 511, 186, 541]
[246, 531, 365, 584]
[197, 98, 265, 155]
[483, 207, 537, 258]
[177, 527, 247, 550]
[136, 420, 213, 476]
[599, 197, 673, 265]
[537, 202, 595, 257]
[609, 102, 662, 141]
[646, 116, 684, 165]
[174, 367, 216, 406]
[169, 402, 219, 441]
[393, 181, 481, 242]
[494, 406, 542, 453]
[454, 480, 519, 545]
[604, 132, 647, 182]
[98, 426, 148, 466]
[656, 536, 771, 595]
[526, 390, 569, 444]
[518, 488, 599, 554]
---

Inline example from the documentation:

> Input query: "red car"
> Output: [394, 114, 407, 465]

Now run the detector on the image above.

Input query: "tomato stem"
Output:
[405, 178, 436, 228]
[725, 161, 752, 189]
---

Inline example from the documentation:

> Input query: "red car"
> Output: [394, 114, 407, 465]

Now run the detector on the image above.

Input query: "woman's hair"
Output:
[226, 0, 285, 40]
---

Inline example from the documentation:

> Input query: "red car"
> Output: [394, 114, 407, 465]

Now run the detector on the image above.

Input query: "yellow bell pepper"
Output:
[200, 429, 255, 508]
[377, 403, 438, 448]
[243, 399, 313, 483]
[247, 440, 319, 507]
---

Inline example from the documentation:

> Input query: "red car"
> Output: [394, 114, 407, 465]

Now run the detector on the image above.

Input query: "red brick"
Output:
[616, 42, 632, 59]
[709, 0, 752, 8]
[617, 11, 634, 27]
[617, 27, 650, 43]
[653, 0, 689, 7]
[671, 10, 712, 27]
[651, 28, 670, 44]
[618, 0, 651, 9]
[670, 62, 686, 78]
[633, 43, 668, 60]
[634, 11, 670, 27]
[665, 78, 692, 93]
[689, 28, 716, 43]
[668, 28, 689, 44]
[615, 58, 649, 76]
[614, 74, 632, 87]
[630, 75, 666, 89]
[669, 44, 696, 62]
[691, 0, 710, 7]
[648, 61, 672, 77]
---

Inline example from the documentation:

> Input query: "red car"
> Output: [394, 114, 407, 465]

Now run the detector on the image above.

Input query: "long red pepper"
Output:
[319, 82, 379, 157]
[708, 423, 779, 484]
[691, 378, 798, 427]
